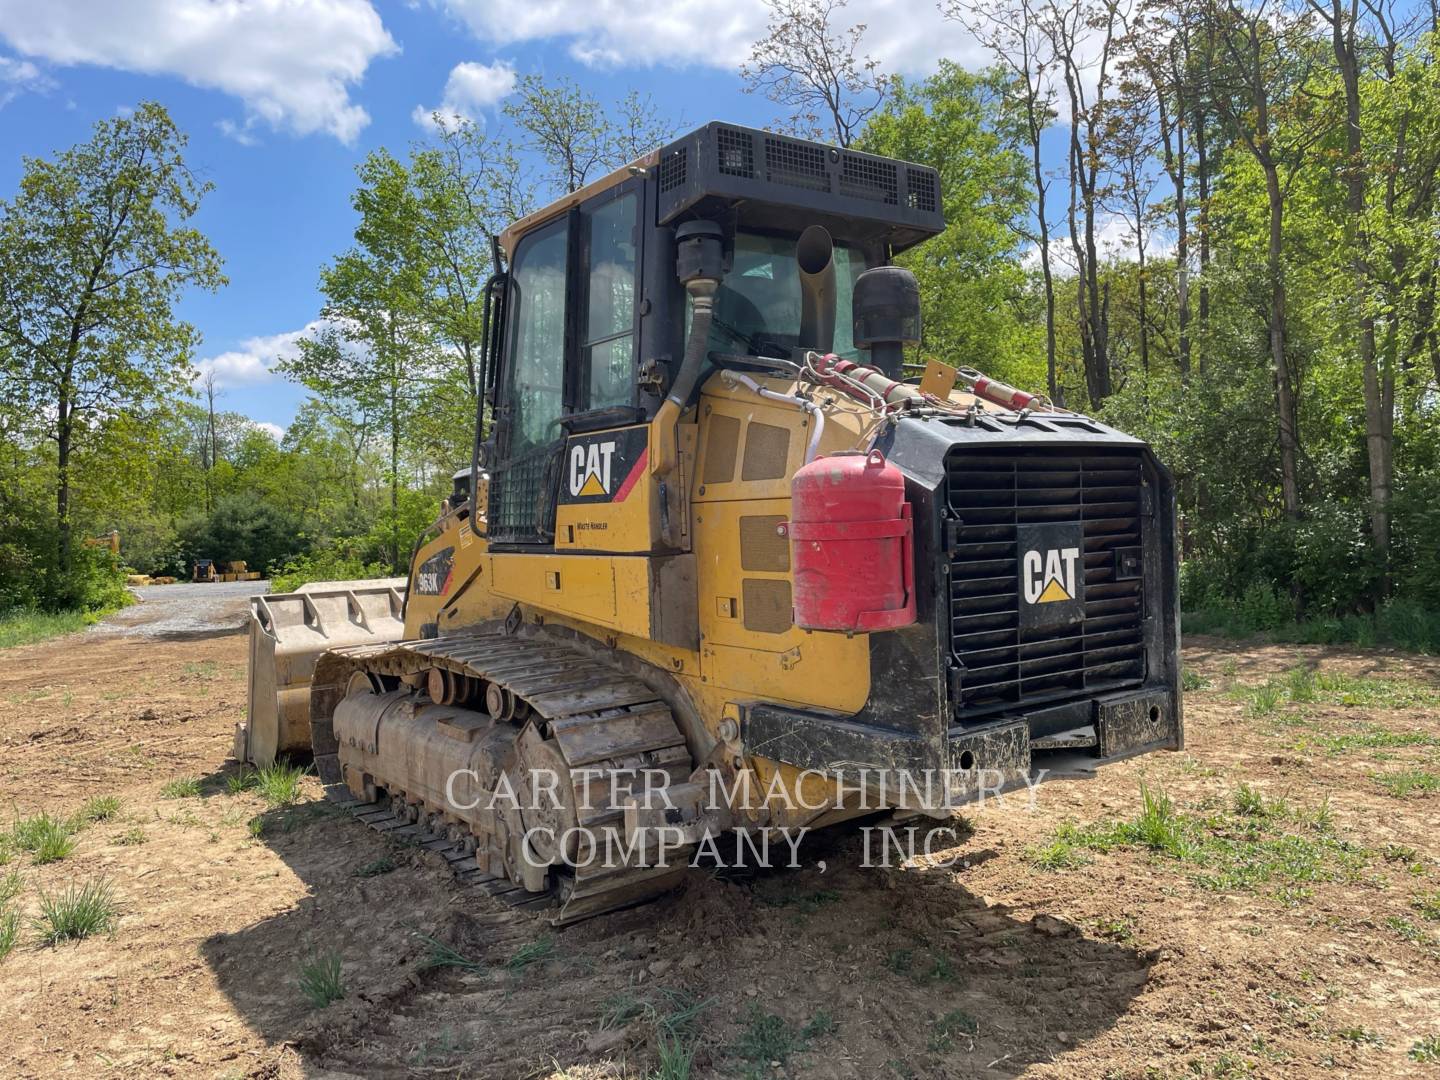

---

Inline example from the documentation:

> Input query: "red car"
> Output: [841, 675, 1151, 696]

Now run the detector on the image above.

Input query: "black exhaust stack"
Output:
[852, 266, 921, 379]
[797, 225, 836, 353]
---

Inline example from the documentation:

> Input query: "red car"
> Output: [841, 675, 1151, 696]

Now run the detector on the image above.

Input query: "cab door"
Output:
[487, 182, 643, 545]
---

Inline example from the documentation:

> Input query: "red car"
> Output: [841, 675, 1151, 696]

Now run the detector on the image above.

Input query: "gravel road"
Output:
[90, 580, 269, 639]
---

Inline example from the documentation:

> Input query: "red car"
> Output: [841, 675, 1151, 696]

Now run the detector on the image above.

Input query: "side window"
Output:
[505, 219, 568, 454]
[582, 192, 638, 410]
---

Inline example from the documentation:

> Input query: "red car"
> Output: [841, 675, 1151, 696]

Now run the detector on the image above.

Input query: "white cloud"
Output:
[412, 59, 516, 130]
[194, 321, 326, 388]
[1021, 216, 1178, 274]
[0, 0, 397, 143]
[429, 0, 983, 75]
[251, 421, 286, 441]
[0, 54, 55, 107]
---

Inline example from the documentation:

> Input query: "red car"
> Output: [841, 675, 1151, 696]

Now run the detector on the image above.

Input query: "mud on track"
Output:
[0, 623, 1438, 1078]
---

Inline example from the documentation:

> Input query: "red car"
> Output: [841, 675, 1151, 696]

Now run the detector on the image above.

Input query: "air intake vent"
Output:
[945, 448, 1146, 720]
[906, 168, 938, 213]
[658, 147, 687, 193]
[841, 153, 898, 204]
[764, 136, 830, 192]
[716, 126, 755, 178]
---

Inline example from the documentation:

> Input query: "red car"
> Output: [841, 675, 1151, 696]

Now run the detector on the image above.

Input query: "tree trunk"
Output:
[1027, 96, 1058, 403]
[1263, 164, 1301, 520]
[56, 389, 72, 583]
[1193, 103, 1211, 372]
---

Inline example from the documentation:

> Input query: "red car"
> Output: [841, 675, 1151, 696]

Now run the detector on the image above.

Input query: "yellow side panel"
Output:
[404, 515, 488, 637]
[489, 553, 650, 637]
[554, 424, 658, 552]
[693, 493, 869, 713]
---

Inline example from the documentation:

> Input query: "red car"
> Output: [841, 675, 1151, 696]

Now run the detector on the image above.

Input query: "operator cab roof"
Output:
[500, 121, 946, 258]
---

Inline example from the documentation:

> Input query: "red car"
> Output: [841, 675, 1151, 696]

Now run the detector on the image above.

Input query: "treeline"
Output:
[4, 2, 1440, 649]
[747, 0, 1440, 638]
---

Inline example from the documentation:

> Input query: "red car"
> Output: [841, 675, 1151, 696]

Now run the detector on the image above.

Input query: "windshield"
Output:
[700, 232, 869, 360]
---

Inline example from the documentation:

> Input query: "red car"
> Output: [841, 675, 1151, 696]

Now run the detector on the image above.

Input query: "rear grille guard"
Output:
[944, 447, 1148, 721]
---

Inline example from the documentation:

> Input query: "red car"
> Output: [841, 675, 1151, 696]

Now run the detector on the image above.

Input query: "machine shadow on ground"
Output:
[200, 785, 1153, 1078]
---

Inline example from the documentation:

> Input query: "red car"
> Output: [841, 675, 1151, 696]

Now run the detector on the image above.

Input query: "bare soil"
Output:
[1, 625, 1438, 1079]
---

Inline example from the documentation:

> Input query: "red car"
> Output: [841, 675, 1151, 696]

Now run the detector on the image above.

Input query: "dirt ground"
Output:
[2, 607, 1439, 1078]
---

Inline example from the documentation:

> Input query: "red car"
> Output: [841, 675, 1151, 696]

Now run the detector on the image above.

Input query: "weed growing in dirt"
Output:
[10, 811, 77, 864]
[882, 947, 959, 985]
[255, 760, 307, 806]
[1334, 1026, 1383, 1046]
[1373, 769, 1440, 797]
[1024, 838, 1092, 870]
[1181, 667, 1211, 691]
[927, 1009, 979, 1052]
[0, 902, 18, 963]
[600, 994, 647, 1030]
[73, 795, 121, 825]
[1412, 1034, 1440, 1063]
[298, 950, 346, 1007]
[1413, 891, 1440, 921]
[1385, 915, 1435, 948]
[353, 855, 396, 878]
[506, 935, 554, 970]
[0, 870, 23, 906]
[35, 877, 118, 944]
[1038, 783, 1367, 902]
[415, 932, 484, 972]
[160, 776, 201, 799]
[732, 1003, 833, 1071]
[225, 768, 257, 795]
[116, 827, 146, 846]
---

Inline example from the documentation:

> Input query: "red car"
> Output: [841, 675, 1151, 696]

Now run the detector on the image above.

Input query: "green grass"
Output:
[353, 855, 396, 878]
[159, 775, 202, 799]
[0, 870, 23, 906]
[415, 932, 484, 972]
[35, 877, 118, 944]
[116, 827, 147, 846]
[9, 811, 78, 864]
[1024, 838, 1092, 870]
[1037, 783, 1367, 903]
[882, 947, 959, 985]
[1181, 667, 1211, 692]
[1385, 915, 1434, 947]
[1231, 668, 1440, 734]
[72, 795, 121, 825]
[1413, 891, 1440, 921]
[1412, 1034, 1440, 1063]
[225, 768, 258, 795]
[505, 935, 554, 970]
[0, 607, 108, 649]
[732, 1005, 804, 1067]
[254, 760, 308, 806]
[298, 950, 346, 1007]
[0, 903, 19, 963]
[1373, 769, 1440, 797]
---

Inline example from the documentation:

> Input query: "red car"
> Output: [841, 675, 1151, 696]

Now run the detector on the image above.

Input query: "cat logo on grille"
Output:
[1017, 523, 1085, 630]
[1023, 546, 1080, 604]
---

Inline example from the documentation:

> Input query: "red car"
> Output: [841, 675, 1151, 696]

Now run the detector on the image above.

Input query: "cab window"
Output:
[505, 218, 568, 454]
[581, 191, 639, 409]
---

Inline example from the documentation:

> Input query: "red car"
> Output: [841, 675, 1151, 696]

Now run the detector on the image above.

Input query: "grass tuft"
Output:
[225, 768, 258, 795]
[0, 870, 23, 906]
[0, 904, 18, 963]
[255, 760, 308, 807]
[116, 827, 147, 846]
[160, 776, 202, 799]
[353, 855, 396, 878]
[415, 932, 484, 972]
[1412, 1034, 1440, 1063]
[298, 950, 346, 1008]
[505, 934, 554, 970]
[35, 877, 118, 944]
[1413, 891, 1440, 922]
[10, 811, 78, 864]
[72, 795, 122, 825]
[1374, 769, 1440, 797]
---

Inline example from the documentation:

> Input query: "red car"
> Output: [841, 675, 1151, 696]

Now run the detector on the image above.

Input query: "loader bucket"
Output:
[238, 582, 407, 767]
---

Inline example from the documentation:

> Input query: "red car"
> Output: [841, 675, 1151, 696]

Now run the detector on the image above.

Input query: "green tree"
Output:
[858, 62, 1041, 387]
[0, 102, 224, 602]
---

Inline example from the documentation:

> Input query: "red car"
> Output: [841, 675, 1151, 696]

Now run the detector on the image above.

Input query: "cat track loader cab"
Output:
[239, 122, 1181, 924]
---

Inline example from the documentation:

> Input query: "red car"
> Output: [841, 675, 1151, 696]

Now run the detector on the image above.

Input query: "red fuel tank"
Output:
[785, 449, 916, 632]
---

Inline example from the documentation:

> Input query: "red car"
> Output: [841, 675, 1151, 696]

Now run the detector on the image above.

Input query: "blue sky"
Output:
[0, 0, 1037, 434]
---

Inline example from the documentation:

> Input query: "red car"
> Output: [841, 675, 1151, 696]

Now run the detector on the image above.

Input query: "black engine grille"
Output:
[945, 447, 1147, 719]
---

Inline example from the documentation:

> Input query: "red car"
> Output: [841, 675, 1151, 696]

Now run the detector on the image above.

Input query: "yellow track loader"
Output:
[239, 122, 1181, 924]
